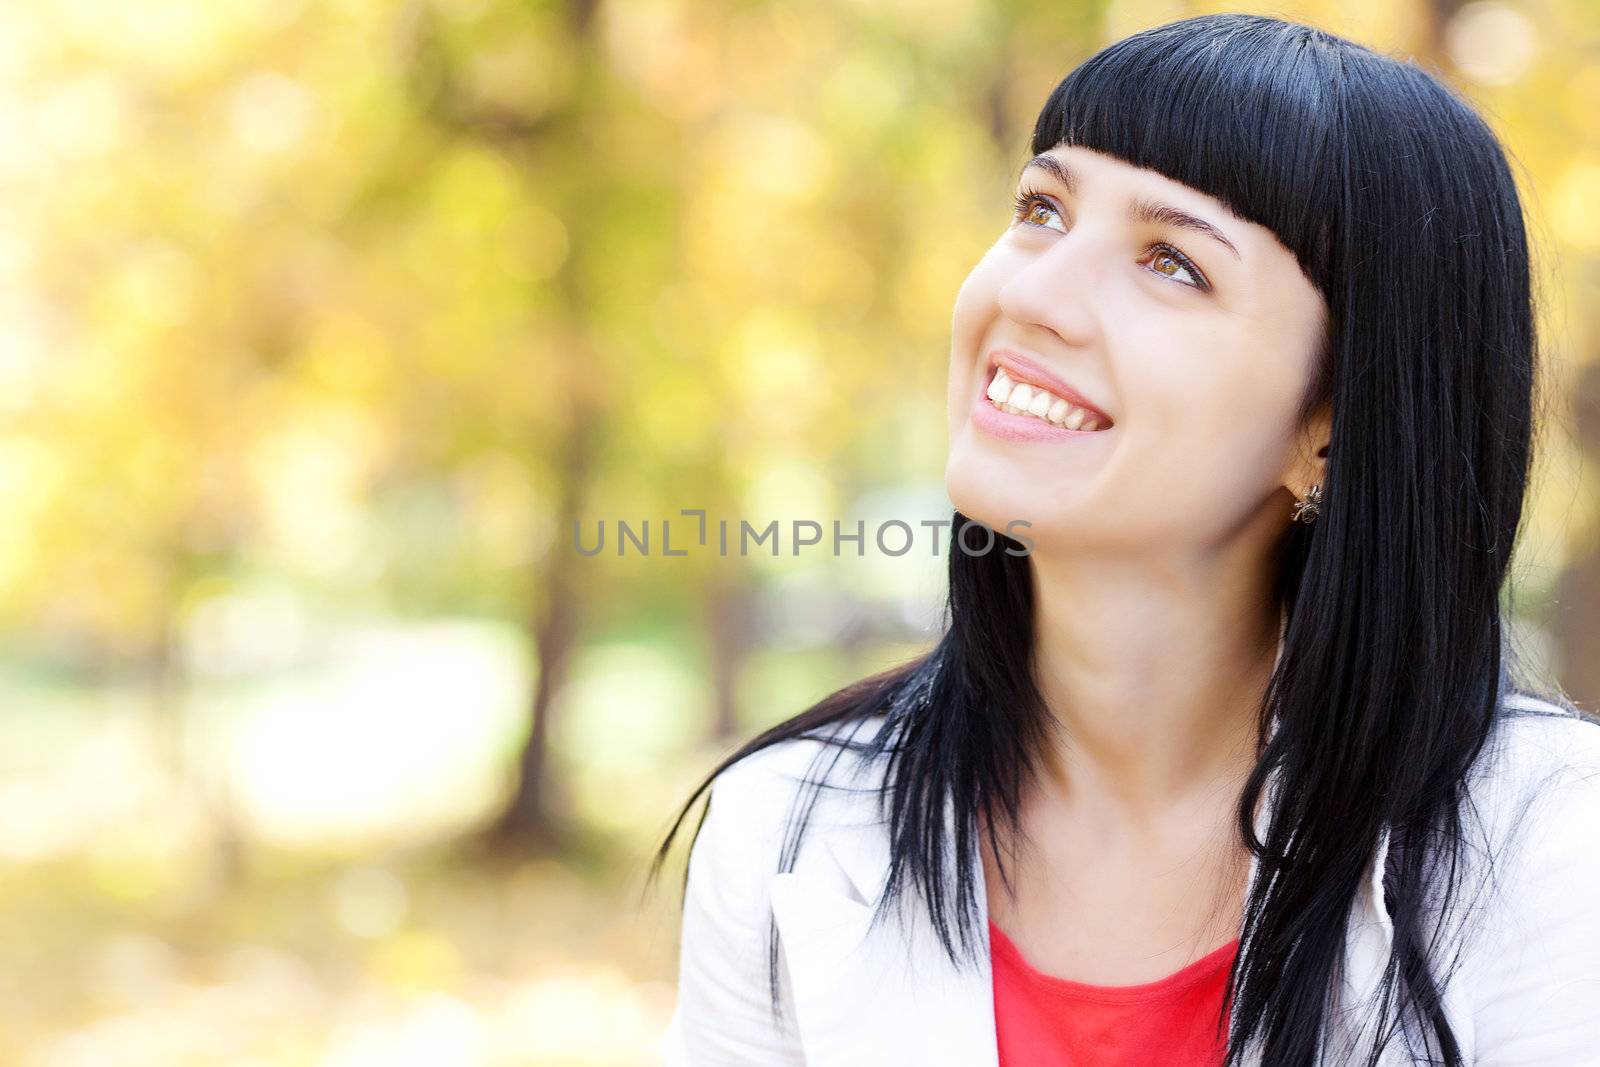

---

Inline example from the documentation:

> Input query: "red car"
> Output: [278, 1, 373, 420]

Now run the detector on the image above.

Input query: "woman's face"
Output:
[945, 145, 1329, 556]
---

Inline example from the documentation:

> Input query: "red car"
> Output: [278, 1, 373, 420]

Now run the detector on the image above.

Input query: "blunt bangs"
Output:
[1028, 15, 1343, 295]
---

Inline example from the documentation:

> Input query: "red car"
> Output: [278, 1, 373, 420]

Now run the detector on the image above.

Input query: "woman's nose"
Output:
[995, 232, 1107, 349]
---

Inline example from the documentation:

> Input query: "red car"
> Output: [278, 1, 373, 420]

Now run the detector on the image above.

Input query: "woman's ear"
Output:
[1286, 402, 1332, 493]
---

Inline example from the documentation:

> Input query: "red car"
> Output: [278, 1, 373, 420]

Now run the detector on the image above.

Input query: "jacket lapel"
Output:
[769, 793, 1000, 1066]
[1321, 822, 1402, 1064]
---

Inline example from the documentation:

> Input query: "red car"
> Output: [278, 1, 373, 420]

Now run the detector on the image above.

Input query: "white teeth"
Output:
[985, 366, 1107, 431]
[986, 370, 1013, 403]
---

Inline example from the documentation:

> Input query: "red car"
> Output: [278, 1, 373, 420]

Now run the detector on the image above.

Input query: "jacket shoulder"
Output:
[1458, 695, 1600, 894]
[707, 713, 896, 830]
[1474, 696, 1600, 815]
[688, 714, 894, 896]
[1445, 695, 1600, 1058]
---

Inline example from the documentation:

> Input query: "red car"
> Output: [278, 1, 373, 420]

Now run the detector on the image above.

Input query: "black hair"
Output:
[649, 13, 1592, 1066]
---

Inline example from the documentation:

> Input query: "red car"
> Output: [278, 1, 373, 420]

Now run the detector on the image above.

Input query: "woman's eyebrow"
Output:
[1019, 155, 1243, 262]
[1129, 198, 1242, 261]
[1019, 153, 1081, 195]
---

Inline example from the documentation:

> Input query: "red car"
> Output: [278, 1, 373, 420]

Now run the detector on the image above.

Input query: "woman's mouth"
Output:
[985, 366, 1109, 431]
[967, 356, 1114, 443]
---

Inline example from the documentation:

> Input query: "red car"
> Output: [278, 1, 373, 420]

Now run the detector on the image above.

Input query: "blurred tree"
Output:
[1554, 358, 1600, 708]
[393, 0, 613, 851]
[0, 0, 1590, 874]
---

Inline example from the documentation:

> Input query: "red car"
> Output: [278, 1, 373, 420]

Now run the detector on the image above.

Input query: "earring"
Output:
[1292, 483, 1323, 524]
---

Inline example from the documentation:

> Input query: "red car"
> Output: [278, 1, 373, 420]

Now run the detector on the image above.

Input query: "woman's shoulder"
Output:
[1457, 693, 1600, 864]
[1442, 691, 1600, 929]
[708, 712, 897, 811]
[684, 713, 895, 910]
[1477, 692, 1600, 808]
[1442, 693, 1600, 1054]
[696, 713, 896, 861]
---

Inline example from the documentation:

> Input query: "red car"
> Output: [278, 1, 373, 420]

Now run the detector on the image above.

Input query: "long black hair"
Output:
[650, 14, 1591, 1066]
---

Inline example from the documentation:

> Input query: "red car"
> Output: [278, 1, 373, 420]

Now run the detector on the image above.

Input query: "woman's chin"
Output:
[946, 472, 1050, 538]
[945, 443, 1107, 548]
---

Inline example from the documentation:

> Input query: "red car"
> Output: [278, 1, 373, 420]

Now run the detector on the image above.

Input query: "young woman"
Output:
[651, 14, 1600, 1067]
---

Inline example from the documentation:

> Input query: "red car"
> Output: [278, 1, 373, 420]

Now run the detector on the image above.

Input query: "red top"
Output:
[988, 918, 1237, 1067]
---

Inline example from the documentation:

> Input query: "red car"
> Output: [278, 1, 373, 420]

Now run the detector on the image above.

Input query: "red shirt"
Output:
[989, 918, 1237, 1066]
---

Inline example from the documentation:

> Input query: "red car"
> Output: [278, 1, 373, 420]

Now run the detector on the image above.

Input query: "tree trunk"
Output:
[403, 0, 609, 854]
[489, 414, 595, 852]
[706, 567, 757, 741]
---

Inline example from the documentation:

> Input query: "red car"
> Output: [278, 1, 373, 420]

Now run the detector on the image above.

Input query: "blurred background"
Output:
[2, 0, 1597, 1063]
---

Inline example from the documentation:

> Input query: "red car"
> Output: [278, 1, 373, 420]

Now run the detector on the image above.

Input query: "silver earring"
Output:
[1292, 483, 1323, 524]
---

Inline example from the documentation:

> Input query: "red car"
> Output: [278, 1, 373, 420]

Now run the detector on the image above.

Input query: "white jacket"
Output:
[662, 695, 1600, 1066]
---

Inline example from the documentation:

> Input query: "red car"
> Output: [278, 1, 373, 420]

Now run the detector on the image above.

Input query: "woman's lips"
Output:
[969, 360, 1114, 442]
[969, 384, 1111, 442]
[986, 348, 1114, 428]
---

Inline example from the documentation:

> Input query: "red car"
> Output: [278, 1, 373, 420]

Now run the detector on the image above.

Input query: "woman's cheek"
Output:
[951, 260, 1000, 347]
[948, 260, 1005, 423]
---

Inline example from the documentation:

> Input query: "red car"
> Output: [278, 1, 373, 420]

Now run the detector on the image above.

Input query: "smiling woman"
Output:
[652, 12, 1600, 1067]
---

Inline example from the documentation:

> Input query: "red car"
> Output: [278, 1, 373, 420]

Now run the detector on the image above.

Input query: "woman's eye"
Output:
[1145, 245, 1210, 292]
[1011, 190, 1065, 231]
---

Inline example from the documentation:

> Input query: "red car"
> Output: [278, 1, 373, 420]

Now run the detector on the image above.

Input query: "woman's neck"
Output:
[1025, 545, 1280, 823]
